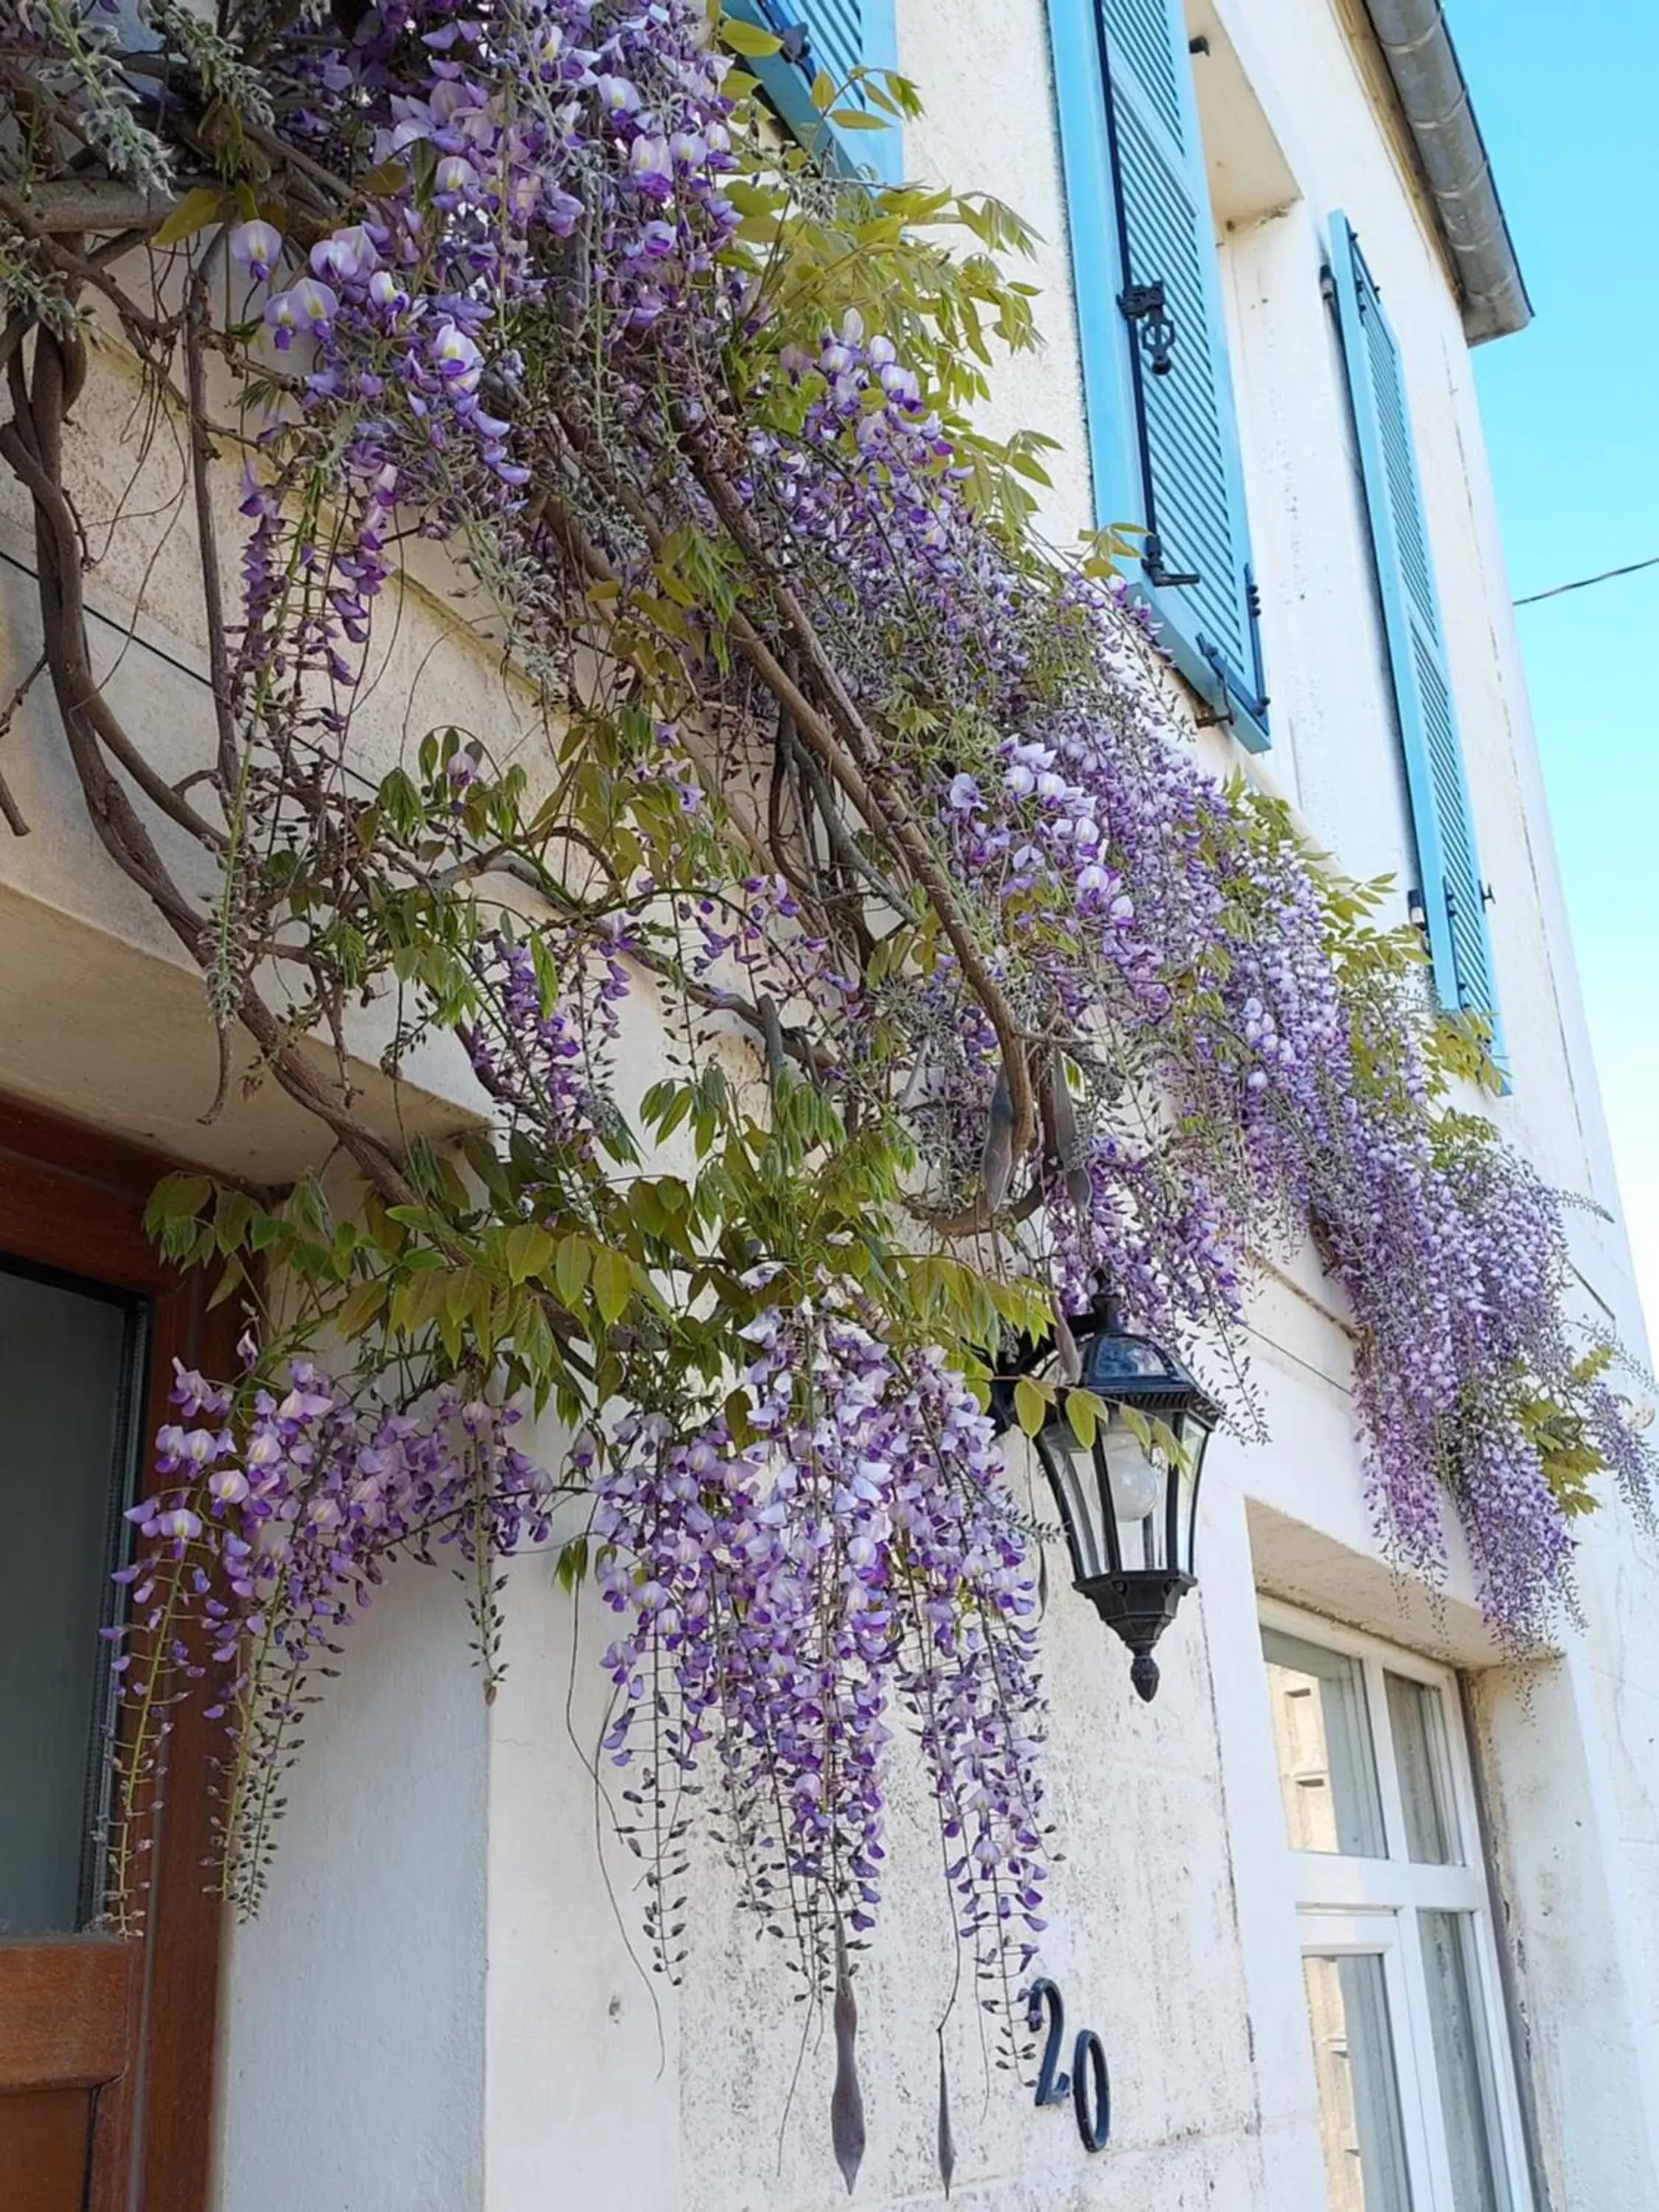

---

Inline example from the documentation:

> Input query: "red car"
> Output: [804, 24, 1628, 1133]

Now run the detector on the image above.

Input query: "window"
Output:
[725, 0, 902, 183]
[1048, 0, 1269, 747]
[1260, 1605, 1531, 2212]
[0, 1258, 147, 1936]
[1325, 212, 1500, 1038]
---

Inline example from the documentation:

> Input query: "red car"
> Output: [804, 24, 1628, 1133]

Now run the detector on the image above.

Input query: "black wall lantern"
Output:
[995, 1310, 1219, 1702]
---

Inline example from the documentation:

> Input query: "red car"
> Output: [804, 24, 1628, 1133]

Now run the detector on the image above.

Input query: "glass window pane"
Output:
[0, 1261, 144, 1933]
[1386, 1672, 1460, 1865]
[1263, 1628, 1386, 1856]
[1418, 1911, 1510, 2212]
[1303, 1952, 1415, 2212]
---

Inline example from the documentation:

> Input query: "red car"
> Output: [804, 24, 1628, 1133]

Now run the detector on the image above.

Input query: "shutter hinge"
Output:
[1119, 281, 1178, 378]
[1198, 630, 1270, 739]
[1319, 265, 1337, 308]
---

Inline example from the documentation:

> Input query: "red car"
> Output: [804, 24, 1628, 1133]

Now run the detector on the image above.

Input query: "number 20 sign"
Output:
[1026, 1980, 1110, 2153]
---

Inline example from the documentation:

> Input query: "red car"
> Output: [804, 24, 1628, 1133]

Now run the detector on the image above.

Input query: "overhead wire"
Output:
[1514, 553, 1659, 607]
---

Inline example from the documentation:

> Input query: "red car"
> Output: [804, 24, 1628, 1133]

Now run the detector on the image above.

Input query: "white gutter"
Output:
[1363, 0, 1533, 344]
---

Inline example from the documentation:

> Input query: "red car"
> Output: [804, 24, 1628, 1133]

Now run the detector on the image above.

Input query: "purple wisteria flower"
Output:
[229, 219, 282, 283]
[264, 276, 338, 347]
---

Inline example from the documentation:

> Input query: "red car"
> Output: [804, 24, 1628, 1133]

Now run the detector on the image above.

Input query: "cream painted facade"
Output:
[1, 2, 1652, 2210]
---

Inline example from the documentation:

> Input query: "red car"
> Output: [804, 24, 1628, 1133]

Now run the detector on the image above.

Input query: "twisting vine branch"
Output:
[1, 328, 418, 1202]
[675, 410, 1038, 1146]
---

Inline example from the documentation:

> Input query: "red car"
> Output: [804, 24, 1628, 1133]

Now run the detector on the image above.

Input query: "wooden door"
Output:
[0, 1103, 226, 2211]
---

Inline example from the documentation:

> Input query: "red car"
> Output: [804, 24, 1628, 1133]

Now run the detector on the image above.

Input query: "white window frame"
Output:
[1260, 1599, 1533, 2212]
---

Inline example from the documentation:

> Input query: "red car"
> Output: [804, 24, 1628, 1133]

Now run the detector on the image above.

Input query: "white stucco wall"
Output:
[211, 1570, 489, 2212]
[483, 1546, 686, 2212]
[2, 0, 1655, 2207]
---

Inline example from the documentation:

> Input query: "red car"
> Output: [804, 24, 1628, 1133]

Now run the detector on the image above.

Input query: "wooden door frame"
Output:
[0, 1098, 230, 2212]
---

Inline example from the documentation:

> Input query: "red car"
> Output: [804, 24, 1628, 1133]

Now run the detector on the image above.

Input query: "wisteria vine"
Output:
[1, 0, 1648, 2079]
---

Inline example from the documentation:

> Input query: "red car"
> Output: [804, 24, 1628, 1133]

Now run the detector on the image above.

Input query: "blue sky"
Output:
[1455, 0, 1659, 1338]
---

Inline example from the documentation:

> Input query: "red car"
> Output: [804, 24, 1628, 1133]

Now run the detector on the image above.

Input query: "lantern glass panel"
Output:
[1037, 1420, 1106, 1579]
[1081, 1331, 1177, 1388]
[1174, 1420, 1204, 1576]
[1102, 1413, 1161, 1530]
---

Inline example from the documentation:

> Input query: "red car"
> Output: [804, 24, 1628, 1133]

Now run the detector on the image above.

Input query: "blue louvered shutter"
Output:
[1327, 212, 1499, 1025]
[1049, 0, 1268, 747]
[727, 1, 902, 185]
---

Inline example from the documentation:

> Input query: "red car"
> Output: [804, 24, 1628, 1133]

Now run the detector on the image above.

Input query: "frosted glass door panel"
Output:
[1304, 1952, 1414, 2212]
[1419, 1910, 1510, 2212]
[0, 1262, 144, 1933]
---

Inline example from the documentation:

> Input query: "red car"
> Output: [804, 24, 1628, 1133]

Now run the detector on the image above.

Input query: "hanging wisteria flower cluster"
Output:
[591, 1293, 1046, 1992]
[3, 0, 1649, 2039]
[112, 1343, 554, 1919]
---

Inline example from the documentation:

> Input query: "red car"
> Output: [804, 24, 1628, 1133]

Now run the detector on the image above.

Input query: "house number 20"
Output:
[1026, 1979, 1110, 2153]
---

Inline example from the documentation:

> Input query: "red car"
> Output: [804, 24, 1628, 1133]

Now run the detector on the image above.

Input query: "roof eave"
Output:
[1363, 0, 1533, 344]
